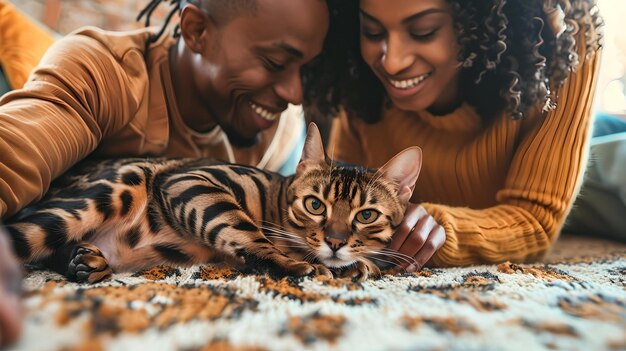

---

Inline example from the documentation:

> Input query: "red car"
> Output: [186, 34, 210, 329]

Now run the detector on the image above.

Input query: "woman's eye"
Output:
[410, 29, 439, 41]
[304, 196, 326, 215]
[355, 209, 380, 224]
[360, 27, 385, 40]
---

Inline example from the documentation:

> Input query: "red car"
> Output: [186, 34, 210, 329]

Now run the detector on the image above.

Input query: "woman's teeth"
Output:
[389, 73, 430, 89]
[250, 102, 280, 121]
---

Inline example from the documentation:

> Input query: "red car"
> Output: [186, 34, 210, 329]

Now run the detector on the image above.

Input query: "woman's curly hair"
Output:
[303, 0, 603, 124]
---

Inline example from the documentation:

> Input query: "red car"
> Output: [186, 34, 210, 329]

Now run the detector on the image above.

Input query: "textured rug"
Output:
[6, 235, 626, 351]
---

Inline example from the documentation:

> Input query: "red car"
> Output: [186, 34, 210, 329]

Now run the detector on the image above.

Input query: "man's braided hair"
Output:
[304, 0, 603, 123]
[137, 0, 258, 45]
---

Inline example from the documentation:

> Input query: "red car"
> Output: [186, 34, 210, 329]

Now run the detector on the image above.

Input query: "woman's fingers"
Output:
[389, 203, 427, 251]
[389, 204, 447, 273]
[407, 224, 446, 272]
[397, 214, 433, 258]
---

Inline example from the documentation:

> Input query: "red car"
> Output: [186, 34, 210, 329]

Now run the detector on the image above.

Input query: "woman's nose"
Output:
[381, 34, 415, 76]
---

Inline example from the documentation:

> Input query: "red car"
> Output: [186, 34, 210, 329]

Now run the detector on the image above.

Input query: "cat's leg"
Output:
[204, 216, 317, 276]
[13, 233, 112, 284]
[66, 244, 112, 283]
[41, 243, 112, 283]
[6, 207, 114, 283]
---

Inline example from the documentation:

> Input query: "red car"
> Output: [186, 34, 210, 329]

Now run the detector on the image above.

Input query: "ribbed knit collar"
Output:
[389, 102, 483, 133]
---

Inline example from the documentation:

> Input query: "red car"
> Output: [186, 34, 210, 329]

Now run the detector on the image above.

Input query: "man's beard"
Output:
[222, 124, 259, 148]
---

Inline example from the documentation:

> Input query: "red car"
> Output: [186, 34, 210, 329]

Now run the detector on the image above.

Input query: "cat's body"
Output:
[5, 124, 422, 283]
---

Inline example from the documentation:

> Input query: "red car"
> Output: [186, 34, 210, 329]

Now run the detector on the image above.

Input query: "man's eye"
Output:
[263, 58, 286, 72]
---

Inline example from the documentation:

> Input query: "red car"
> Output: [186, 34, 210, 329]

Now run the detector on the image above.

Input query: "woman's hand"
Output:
[389, 204, 446, 272]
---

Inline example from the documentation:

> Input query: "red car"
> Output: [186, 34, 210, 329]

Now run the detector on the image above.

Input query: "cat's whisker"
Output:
[261, 227, 303, 240]
[259, 220, 286, 229]
[378, 247, 416, 257]
[263, 235, 305, 244]
[364, 250, 417, 266]
[259, 217, 298, 234]
[260, 225, 300, 235]
[263, 234, 308, 244]
[367, 251, 416, 265]
[259, 223, 300, 234]
[364, 252, 406, 265]
[377, 249, 417, 263]
[274, 243, 309, 249]
[301, 253, 314, 263]
[265, 232, 302, 241]
[261, 228, 300, 237]
[367, 256, 400, 269]
[262, 231, 300, 238]
[264, 238, 304, 245]
[270, 239, 306, 246]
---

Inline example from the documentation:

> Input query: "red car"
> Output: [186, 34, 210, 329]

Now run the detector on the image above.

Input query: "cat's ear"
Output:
[379, 147, 422, 204]
[297, 123, 326, 173]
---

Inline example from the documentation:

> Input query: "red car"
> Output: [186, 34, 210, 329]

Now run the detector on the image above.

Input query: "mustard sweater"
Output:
[329, 38, 601, 267]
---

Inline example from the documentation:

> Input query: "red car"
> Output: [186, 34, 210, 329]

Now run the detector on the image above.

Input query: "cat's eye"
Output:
[355, 209, 380, 224]
[304, 196, 326, 215]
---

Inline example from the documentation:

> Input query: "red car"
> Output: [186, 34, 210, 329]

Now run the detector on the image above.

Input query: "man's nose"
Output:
[274, 70, 303, 105]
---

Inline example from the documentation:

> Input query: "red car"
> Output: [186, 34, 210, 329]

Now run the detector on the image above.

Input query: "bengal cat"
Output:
[5, 124, 422, 283]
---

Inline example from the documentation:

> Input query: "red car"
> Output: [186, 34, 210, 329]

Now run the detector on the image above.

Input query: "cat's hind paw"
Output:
[67, 244, 112, 284]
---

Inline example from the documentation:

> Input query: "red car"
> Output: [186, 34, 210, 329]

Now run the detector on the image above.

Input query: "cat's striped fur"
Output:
[5, 124, 422, 282]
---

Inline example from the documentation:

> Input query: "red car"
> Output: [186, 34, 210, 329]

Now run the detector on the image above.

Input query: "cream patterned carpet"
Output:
[7, 235, 626, 351]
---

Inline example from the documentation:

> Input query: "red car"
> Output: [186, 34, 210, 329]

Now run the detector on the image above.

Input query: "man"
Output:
[0, 0, 329, 345]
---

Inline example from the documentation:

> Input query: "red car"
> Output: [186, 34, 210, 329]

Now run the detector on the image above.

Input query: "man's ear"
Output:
[296, 123, 326, 173]
[179, 4, 214, 53]
[379, 147, 422, 205]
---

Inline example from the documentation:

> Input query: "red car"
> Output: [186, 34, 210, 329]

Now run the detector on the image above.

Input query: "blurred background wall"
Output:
[13, 0, 172, 34]
[8, 0, 626, 118]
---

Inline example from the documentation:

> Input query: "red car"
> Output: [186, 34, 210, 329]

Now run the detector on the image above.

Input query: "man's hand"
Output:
[389, 204, 446, 272]
[0, 225, 22, 347]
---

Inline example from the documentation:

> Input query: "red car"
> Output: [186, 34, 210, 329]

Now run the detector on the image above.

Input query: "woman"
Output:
[304, 0, 609, 269]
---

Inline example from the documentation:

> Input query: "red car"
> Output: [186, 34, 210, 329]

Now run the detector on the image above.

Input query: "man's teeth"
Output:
[389, 73, 430, 89]
[250, 102, 280, 121]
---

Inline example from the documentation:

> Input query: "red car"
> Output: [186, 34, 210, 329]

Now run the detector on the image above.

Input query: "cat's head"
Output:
[284, 123, 422, 269]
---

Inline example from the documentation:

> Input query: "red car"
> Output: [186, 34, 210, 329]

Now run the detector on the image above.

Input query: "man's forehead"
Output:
[232, 0, 328, 57]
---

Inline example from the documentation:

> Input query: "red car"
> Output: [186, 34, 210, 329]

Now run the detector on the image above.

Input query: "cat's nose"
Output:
[325, 237, 347, 252]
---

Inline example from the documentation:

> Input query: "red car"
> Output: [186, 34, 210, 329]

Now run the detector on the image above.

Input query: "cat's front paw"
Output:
[281, 260, 316, 277]
[67, 244, 112, 284]
[311, 263, 334, 279]
[341, 260, 381, 282]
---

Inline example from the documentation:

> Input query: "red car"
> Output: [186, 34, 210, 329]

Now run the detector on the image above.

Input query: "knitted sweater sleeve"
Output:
[427, 44, 602, 267]
[0, 30, 144, 218]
